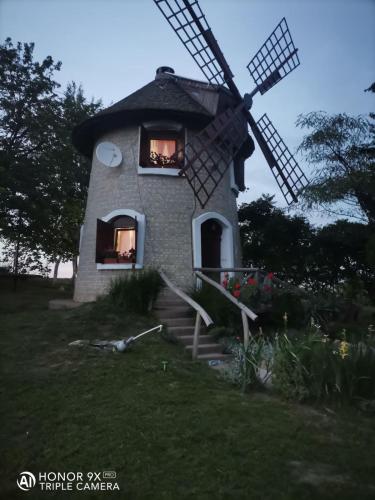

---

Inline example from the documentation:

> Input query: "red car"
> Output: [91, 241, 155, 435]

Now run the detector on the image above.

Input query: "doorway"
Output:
[201, 219, 222, 270]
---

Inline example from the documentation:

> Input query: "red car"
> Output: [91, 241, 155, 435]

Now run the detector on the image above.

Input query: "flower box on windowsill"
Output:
[103, 258, 118, 264]
[118, 257, 134, 264]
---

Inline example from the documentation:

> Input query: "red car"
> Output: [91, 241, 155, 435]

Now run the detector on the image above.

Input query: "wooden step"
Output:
[158, 289, 183, 300]
[185, 343, 223, 354]
[167, 325, 195, 336]
[196, 352, 231, 361]
[157, 307, 192, 319]
[154, 300, 187, 309]
[178, 334, 212, 345]
[161, 317, 195, 327]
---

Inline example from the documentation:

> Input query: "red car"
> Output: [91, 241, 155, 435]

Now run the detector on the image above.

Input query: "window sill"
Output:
[138, 166, 182, 177]
[96, 263, 143, 270]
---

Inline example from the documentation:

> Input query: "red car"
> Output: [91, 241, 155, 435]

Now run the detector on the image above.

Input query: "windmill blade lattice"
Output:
[247, 18, 300, 95]
[153, 0, 233, 86]
[180, 104, 248, 208]
[257, 114, 308, 205]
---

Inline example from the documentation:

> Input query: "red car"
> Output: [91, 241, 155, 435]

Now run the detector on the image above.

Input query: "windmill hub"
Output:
[243, 93, 253, 110]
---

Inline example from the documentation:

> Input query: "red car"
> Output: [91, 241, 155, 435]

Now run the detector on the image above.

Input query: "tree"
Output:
[296, 112, 375, 225]
[32, 82, 101, 277]
[0, 38, 101, 278]
[310, 220, 374, 297]
[238, 196, 374, 298]
[0, 38, 62, 271]
[238, 195, 313, 285]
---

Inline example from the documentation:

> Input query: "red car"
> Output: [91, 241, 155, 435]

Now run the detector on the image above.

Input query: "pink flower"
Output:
[222, 279, 228, 288]
[266, 272, 274, 280]
[233, 290, 241, 298]
[247, 277, 257, 286]
[234, 283, 241, 289]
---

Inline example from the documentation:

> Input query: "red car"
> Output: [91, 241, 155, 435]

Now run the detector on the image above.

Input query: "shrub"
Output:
[269, 290, 307, 329]
[190, 283, 241, 330]
[223, 272, 273, 312]
[107, 269, 163, 314]
[209, 326, 236, 341]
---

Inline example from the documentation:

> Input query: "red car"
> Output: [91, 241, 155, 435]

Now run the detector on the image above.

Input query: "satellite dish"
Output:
[95, 142, 122, 167]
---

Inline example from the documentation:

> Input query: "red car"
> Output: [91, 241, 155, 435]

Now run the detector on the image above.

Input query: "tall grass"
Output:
[273, 331, 375, 405]
[106, 269, 163, 314]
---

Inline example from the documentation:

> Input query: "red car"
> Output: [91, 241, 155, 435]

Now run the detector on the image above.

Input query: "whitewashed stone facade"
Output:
[74, 124, 242, 302]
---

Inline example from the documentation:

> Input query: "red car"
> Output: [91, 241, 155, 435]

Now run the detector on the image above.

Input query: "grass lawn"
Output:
[1, 276, 375, 499]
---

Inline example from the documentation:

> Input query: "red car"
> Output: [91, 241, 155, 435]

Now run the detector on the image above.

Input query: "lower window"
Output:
[96, 216, 137, 264]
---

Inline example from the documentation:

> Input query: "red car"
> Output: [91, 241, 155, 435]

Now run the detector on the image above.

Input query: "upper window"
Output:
[139, 125, 184, 169]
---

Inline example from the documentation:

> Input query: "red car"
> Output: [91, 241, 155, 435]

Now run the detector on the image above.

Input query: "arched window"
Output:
[95, 209, 145, 269]
[96, 215, 137, 264]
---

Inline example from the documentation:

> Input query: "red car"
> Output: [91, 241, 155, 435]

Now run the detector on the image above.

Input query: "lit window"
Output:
[96, 216, 137, 264]
[115, 228, 136, 259]
[140, 127, 184, 168]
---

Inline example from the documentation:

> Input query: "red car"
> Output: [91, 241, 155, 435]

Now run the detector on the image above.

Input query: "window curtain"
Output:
[116, 229, 136, 254]
[150, 139, 176, 157]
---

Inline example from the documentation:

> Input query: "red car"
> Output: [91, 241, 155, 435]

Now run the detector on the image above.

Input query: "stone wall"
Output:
[74, 125, 242, 302]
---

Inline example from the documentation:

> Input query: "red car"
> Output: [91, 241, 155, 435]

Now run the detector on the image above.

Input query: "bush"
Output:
[106, 269, 163, 314]
[209, 326, 236, 341]
[273, 331, 375, 405]
[268, 290, 307, 329]
[190, 283, 241, 330]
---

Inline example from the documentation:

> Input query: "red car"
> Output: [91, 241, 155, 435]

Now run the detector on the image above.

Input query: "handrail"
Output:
[159, 270, 214, 360]
[195, 270, 258, 349]
[195, 271, 257, 321]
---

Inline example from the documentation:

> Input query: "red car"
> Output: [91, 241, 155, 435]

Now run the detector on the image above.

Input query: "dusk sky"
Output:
[1, 0, 374, 276]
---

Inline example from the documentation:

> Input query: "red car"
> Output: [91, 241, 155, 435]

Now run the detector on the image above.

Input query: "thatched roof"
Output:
[72, 69, 254, 190]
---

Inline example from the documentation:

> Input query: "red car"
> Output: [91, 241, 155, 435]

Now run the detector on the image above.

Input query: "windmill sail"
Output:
[247, 18, 300, 95]
[154, 0, 307, 205]
[180, 104, 248, 208]
[153, 0, 233, 86]
[256, 114, 308, 204]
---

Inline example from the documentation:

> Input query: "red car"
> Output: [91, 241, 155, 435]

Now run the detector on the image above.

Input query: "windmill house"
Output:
[73, 1, 307, 304]
[72, 67, 254, 302]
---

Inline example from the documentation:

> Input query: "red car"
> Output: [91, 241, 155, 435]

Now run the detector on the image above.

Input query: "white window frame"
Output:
[137, 124, 186, 177]
[96, 208, 146, 270]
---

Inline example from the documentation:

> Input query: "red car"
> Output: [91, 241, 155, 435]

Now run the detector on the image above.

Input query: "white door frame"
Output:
[192, 212, 234, 271]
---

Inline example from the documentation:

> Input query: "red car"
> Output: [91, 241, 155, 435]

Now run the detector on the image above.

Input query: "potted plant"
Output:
[118, 252, 131, 263]
[103, 250, 118, 264]
[129, 247, 136, 263]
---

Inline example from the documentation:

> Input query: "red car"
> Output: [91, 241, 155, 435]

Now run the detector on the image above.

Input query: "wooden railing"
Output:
[159, 271, 214, 359]
[194, 269, 258, 349]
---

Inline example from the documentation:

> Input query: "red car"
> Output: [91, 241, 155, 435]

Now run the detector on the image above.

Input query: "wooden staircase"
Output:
[154, 287, 229, 361]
